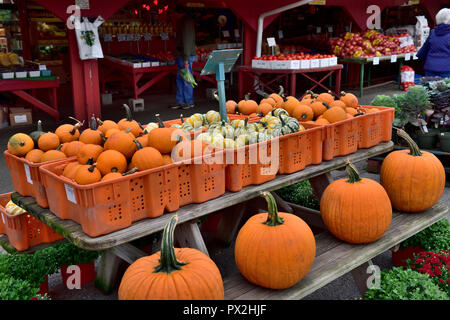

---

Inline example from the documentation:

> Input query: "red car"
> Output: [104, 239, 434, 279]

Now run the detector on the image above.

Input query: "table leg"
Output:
[309, 173, 334, 200]
[367, 64, 371, 87]
[290, 73, 296, 97]
[238, 70, 244, 99]
[398, 60, 403, 90]
[175, 219, 209, 257]
[335, 69, 342, 96]
[359, 63, 365, 97]
[350, 259, 376, 297]
[215, 202, 248, 246]
[95, 249, 122, 294]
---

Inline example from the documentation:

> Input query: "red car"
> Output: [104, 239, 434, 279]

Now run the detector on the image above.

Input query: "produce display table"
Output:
[338, 53, 417, 97]
[9, 141, 425, 298]
[0, 77, 60, 121]
[237, 64, 343, 99]
[99, 57, 177, 100]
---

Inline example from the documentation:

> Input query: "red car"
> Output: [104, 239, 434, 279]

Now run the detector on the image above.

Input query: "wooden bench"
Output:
[10, 141, 449, 299]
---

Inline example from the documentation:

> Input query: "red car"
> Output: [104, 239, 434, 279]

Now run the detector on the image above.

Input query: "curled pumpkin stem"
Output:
[345, 159, 362, 183]
[261, 191, 284, 227]
[396, 128, 422, 156]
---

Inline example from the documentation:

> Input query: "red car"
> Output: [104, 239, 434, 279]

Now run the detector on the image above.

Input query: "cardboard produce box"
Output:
[9, 108, 32, 126]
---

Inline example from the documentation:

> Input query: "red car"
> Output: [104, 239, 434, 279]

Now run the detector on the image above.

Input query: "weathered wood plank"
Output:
[215, 202, 247, 246]
[175, 220, 209, 256]
[288, 203, 327, 230]
[224, 202, 448, 300]
[0, 234, 66, 254]
[95, 249, 122, 294]
[12, 142, 394, 251]
[309, 172, 333, 199]
[350, 260, 375, 297]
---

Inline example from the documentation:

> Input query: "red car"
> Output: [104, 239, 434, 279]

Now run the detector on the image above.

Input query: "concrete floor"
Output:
[1, 81, 448, 300]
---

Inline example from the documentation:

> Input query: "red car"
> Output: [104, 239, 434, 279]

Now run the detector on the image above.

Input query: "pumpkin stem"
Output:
[138, 122, 145, 130]
[123, 167, 138, 176]
[213, 90, 219, 102]
[123, 104, 133, 122]
[397, 128, 422, 156]
[245, 93, 251, 101]
[322, 102, 331, 109]
[37, 120, 43, 132]
[90, 115, 98, 130]
[328, 90, 338, 98]
[155, 114, 165, 128]
[88, 163, 97, 173]
[96, 118, 104, 126]
[261, 192, 284, 227]
[278, 85, 285, 98]
[86, 157, 94, 165]
[153, 215, 187, 274]
[180, 114, 184, 123]
[56, 144, 63, 151]
[100, 133, 107, 142]
[345, 159, 362, 183]
[133, 139, 144, 150]
[69, 122, 82, 135]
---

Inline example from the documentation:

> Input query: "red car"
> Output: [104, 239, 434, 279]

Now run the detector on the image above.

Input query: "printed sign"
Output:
[267, 37, 276, 47]
[24, 164, 33, 185]
[65, 184, 77, 204]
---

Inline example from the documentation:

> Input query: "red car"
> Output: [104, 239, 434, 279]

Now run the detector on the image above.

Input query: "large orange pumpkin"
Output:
[380, 129, 445, 212]
[320, 160, 392, 244]
[234, 192, 316, 289]
[8, 133, 34, 156]
[118, 215, 224, 300]
[118, 104, 143, 137]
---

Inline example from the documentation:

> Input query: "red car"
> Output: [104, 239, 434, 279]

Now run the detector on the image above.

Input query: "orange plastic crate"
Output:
[277, 124, 324, 175]
[0, 193, 63, 251]
[224, 141, 277, 192]
[4, 151, 75, 208]
[39, 154, 226, 237]
[357, 106, 395, 149]
[320, 106, 395, 161]
[227, 114, 262, 123]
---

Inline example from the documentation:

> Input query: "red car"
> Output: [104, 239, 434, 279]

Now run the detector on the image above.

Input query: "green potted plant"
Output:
[391, 219, 450, 267]
[54, 242, 102, 289]
[364, 267, 449, 300]
[275, 180, 320, 210]
[406, 250, 450, 296]
[0, 274, 40, 300]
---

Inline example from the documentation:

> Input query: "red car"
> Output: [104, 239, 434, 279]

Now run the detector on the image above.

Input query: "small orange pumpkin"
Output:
[97, 118, 119, 135]
[77, 144, 104, 164]
[309, 101, 329, 119]
[38, 132, 60, 151]
[130, 140, 164, 171]
[162, 154, 174, 165]
[79, 115, 103, 145]
[104, 130, 137, 158]
[316, 91, 335, 105]
[96, 149, 128, 175]
[322, 106, 348, 123]
[8, 133, 34, 156]
[147, 127, 182, 154]
[74, 162, 102, 185]
[329, 100, 347, 110]
[40, 146, 67, 163]
[292, 104, 314, 122]
[226, 100, 239, 114]
[237, 93, 258, 115]
[55, 120, 82, 143]
[340, 91, 359, 108]
[256, 102, 273, 116]
[25, 149, 44, 163]
[63, 141, 85, 157]
[62, 162, 83, 180]
[281, 97, 301, 116]
[118, 104, 143, 137]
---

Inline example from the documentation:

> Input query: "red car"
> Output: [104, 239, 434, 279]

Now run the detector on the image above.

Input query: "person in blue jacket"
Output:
[417, 8, 450, 78]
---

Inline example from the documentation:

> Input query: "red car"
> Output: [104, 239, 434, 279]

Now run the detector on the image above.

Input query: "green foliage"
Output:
[401, 86, 432, 127]
[275, 180, 320, 210]
[400, 219, 450, 251]
[0, 274, 39, 300]
[364, 267, 449, 300]
[53, 242, 102, 265]
[370, 95, 398, 109]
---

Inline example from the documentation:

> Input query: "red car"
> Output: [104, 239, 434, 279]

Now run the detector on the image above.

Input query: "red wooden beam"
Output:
[11, 90, 59, 121]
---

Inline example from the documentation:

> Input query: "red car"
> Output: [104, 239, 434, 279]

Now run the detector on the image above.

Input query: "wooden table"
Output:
[238, 64, 343, 99]
[338, 52, 417, 97]
[0, 77, 60, 121]
[11, 141, 424, 297]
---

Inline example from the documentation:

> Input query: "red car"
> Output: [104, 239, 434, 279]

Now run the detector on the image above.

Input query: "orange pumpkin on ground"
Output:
[8, 133, 34, 156]
[234, 192, 316, 289]
[25, 149, 44, 163]
[38, 132, 60, 151]
[320, 160, 392, 244]
[118, 215, 224, 300]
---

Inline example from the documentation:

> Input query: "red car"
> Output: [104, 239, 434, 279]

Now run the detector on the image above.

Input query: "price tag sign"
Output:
[278, 30, 284, 39]
[234, 29, 240, 38]
[316, 27, 322, 34]
[144, 33, 152, 41]
[103, 34, 113, 42]
[133, 34, 141, 41]
[24, 164, 33, 185]
[390, 55, 397, 63]
[267, 37, 276, 47]
[413, 52, 418, 60]
[1, 213, 5, 224]
[373, 57, 380, 65]
[422, 126, 429, 133]
[160, 33, 169, 40]
[65, 184, 77, 204]
[327, 26, 333, 33]
[117, 34, 127, 42]
[222, 30, 230, 38]
[405, 53, 411, 61]
[126, 34, 134, 41]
